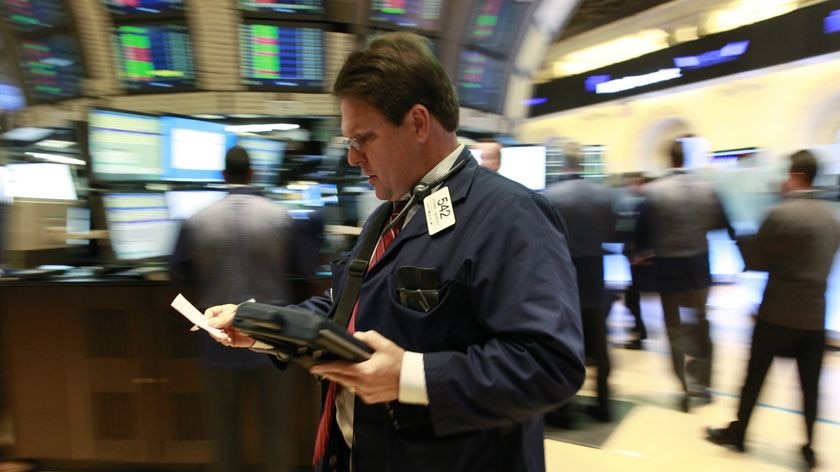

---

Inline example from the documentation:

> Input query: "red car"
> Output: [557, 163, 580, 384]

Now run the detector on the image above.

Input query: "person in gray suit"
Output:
[636, 139, 735, 411]
[544, 150, 616, 421]
[170, 145, 315, 472]
[706, 150, 840, 469]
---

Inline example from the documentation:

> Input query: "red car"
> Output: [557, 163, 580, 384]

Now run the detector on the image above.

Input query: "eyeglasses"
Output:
[341, 122, 384, 152]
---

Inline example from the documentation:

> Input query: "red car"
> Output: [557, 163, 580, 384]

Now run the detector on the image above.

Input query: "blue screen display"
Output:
[160, 116, 237, 181]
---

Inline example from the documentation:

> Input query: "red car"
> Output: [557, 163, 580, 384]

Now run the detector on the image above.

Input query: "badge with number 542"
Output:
[423, 187, 456, 236]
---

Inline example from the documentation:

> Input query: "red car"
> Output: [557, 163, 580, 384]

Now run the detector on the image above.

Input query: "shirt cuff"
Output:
[399, 351, 429, 405]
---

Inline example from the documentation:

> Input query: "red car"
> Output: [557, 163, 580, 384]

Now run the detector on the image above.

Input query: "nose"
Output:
[346, 146, 366, 167]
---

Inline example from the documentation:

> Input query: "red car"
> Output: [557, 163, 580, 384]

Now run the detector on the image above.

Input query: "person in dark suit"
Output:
[705, 150, 840, 469]
[170, 145, 316, 472]
[544, 150, 617, 421]
[201, 32, 585, 472]
[636, 139, 735, 411]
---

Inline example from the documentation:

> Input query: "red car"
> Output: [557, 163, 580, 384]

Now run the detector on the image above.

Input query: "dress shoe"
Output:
[705, 426, 745, 452]
[801, 445, 816, 469]
[584, 404, 612, 423]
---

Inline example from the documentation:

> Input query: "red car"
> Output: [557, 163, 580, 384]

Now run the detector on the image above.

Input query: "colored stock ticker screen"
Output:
[370, 0, 444, 32]
[18, 35, 84, 103]
[104, 0, 186, 16]
[467, 0, 528, 56]
[114, 23, 195, 91]
[0, 0, 66, 32]
[457, 49, 505, 113]
[241, 23, 324, 90]
[238, 0, 324, 15]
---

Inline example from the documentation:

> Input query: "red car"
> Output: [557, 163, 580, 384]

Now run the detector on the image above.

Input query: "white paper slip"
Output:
[170, 293, 227, 339]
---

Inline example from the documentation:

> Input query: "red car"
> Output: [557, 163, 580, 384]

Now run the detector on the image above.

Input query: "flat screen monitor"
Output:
[103, 0, 186, 16]
[5, 162, 77, 200]
[17, 34, 84, 103]
[113, 23, 196, 92]
[457, 49, 506, 113]
[237, 136, 286, 186]
[499, 145, 546, 191]
[160, 115, 236, 181]
[165, 190, 226, 220]
[0, 0, 67, 32]
[369, 0, 446, 32]
[238, 0, 325, 17]
[89, 108, 163, 182]
[465, 0, 530, 56]
[240, 22, 325, 91]
[102, 192, 178, 260]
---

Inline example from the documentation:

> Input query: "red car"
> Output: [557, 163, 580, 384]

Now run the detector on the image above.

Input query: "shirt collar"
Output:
[397, 144, 465, 202]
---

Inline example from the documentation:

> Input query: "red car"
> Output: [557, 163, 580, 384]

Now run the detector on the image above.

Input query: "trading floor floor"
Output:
[1, 283, 838, 472]
[548, 283, 840, 472]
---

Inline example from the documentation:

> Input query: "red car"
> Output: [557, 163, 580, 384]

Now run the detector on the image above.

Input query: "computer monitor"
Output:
[4, 162, 77, 200]
[499, 145, 546, 191]
[457, 49, 506, 113]
[240, 22, 325, 91]
[0, 0, 67, 32]
[237, 136, 286, 186]
[165, 190, 226, 220]
[238, 0, 325, 18]
[101, 192, 178, 261]
[88, 108, 164, 182]
[369, 0, 446, 32]
[103, 0, 186, 16]
[465, 0, 531, 57]
[160, 115, 236, 181]
[113, 23, 196, 92]
[17, 34, 84, 103]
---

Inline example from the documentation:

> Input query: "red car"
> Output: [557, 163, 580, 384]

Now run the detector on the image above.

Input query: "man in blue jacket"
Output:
[204, 32, 584, 472]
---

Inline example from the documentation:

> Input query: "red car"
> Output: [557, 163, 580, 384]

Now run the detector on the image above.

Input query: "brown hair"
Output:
[333, 32, 459, 132]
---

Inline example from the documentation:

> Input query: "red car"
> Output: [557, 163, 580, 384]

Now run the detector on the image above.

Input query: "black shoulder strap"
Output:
[333, 202, 392, 329]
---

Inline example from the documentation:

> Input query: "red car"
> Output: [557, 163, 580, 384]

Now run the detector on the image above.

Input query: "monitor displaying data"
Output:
[160, 116, 235, 181]
[238, 0, 325, 17]
[237, 136, 286, 186]
[103, 0, 186, 16]
[0, 0, 67, 32]
[457, 49, 506, 113]
[4, 162, 77, 200]
[466, 0, 530, 56]
[165, 190, 226, 220]
[499, 145, 546, 191]
[88, 108, 163, 182]
[240, 22, 325, 90]
[113, 23, 196, 91]
[369, 0, 446, 32]
[17, 34, 84, 103]
[102, 192, 178, 260]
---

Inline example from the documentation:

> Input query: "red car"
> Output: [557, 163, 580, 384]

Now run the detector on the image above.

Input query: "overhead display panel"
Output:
[238, 0, 325, 18]
[369, 0, 446, 33]
[457, 48, 506, 113]
[113, 23, 196, 92]
[102, 0, 186, 16]
[465, 0, 531, 57]
[0, 0, 67, 32]
[17, 34, 84, 103]
[240, 22, 325, 91]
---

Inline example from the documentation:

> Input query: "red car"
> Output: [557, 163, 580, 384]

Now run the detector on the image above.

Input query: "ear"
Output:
[406, 104, 431, 143]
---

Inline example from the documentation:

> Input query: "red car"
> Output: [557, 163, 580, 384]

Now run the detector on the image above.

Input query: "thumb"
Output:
[353, 330, 390, 350]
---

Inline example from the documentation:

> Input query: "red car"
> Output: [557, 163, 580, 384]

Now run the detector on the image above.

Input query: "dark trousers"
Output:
[205, 365, 303, 472]
[623, 282, 647, 339]
[582, 304, 611, 412]
[731, 320, 825, 446]
[659, 288, 712, 394]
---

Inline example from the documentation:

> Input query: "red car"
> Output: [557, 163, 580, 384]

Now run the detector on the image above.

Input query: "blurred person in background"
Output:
[200, 32, 585, 472]
[170, 145, 315, 472]
[544, 149, 617, 422]
[471, 138, 502, 172]
[614, 172, 652, 349]
[706, 150, 840, 470]
[636, 138, 735, 412]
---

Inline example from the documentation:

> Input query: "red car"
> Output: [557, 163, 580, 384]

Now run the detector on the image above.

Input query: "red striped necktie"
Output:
[312, 200, 407, 465]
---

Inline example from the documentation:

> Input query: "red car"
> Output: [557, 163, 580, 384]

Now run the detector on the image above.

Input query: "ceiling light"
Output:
[25, 152, 86, 166]
[35, 139, 76, 149]
[226, 123, 300, 133]
[192, 114, 226, 120]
